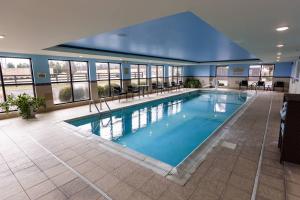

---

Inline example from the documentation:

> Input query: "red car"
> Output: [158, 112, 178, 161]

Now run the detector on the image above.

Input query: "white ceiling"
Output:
[0, 0, 299, 64]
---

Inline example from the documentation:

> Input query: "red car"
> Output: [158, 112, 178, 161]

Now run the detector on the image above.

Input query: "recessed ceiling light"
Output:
[0, 35, 5, 39]
[277, 52, 282, 55]
[276, 26, 289, 32]
[277, 44, 284, 48]
[277, 56, 280, 59]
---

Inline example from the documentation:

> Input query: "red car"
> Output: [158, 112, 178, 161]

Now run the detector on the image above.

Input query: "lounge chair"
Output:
[163, 82, 172, 92]
[256, 81, 265, 90]
[111, 86, 127, 102]
[171, 81, 178, 91]
[127, 85, 140, 99]
[152, 83, 163, 94]
[273, 81, 285, 92]
[178, 81, 183, 89]
[239, 80, 248, 90]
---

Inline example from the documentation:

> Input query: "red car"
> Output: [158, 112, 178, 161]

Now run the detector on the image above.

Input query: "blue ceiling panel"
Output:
[62, 12, 257, 62]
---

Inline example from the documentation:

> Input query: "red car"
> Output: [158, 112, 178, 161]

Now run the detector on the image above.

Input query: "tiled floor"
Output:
[0, 89, 299, 200]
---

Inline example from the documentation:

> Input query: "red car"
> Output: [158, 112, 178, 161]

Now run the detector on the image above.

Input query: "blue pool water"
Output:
[67, 91, 249, 166]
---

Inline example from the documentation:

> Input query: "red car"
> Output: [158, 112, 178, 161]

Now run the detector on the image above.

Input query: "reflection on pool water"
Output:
[67, 91, 249, 166]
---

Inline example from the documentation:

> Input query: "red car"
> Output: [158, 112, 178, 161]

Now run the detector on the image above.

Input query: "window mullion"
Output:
[69, 61, 75, 102]
[0, 62, 6, 101]
[108, 63, 111, 96]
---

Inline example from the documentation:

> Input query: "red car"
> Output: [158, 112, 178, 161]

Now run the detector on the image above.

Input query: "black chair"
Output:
[111, 86, 127, 102]
[239, 80, 248, 90]
[273, 81, 285, 92]
[127, 85, 140, 99]
[178, 81, 183, 89]
[163, 82, 172, 92]
[256, 81, 265, 90]
[152, 83, 163, 94]
[171, 81, 177, 91]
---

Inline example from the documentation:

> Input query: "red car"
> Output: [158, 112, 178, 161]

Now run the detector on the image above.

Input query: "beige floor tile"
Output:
[4, 191, 30, 200]
[197, 180, 226, 198]
[111, 162, 137, 180]
[44, 164, 68, 178]
[26, 180, 56, 200]
[228, 173, 253, 193]
[51, 170, 77, 187]
[69, 186, 102, 200]
[107, 182, 134, 200]
[124, 170, 153, 189]
[140, 175, 170, 199]
[0, 183, 24, 199]
[257, 183, 285, 200]
[287, 181, 300, 198]
[60, 177, 89, 197]
[84, 166, 107, 183]
[287, 194, 300, 200]
[17, 171, 48, 189]
[128, 191, 153, 200]
[259, 174, 284, 191]
[37, 189, 67, 200]
[95, 174, 120, 192]
[74, 161, 98, 175]
[203, 167, 231, 183]
[221, 185, 251, 200]
[66, 155, 87, 167]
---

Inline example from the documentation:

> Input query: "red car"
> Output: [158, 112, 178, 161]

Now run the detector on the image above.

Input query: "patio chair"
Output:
[178, 81, 183, 89]
[163, 82, 172, 92]
[171, 81, 178, 91]
[111, 86, 128, 102]
[273, 81, 285, 92]
[239, 80, 248, 90]
[256, 81, 265, 90]
[127, 85, 140, 99]
[152, 83, 163, 94]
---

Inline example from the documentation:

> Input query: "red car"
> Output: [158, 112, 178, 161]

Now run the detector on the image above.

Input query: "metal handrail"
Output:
[89, 97, 112, 114]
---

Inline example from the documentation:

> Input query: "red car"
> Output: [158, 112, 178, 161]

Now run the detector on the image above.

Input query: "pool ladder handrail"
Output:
[89, 97, 112, 114]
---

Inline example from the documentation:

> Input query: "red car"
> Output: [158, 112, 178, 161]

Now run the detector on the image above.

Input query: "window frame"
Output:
[48, 59, 90, 105]
[151, 65, 164, 85]
[130, 64, 148, 85]
[95, 62, 122, 97]
[0, 56, 36, 103]
[248, 64, 275, 85]
[168, 66, 183, 84]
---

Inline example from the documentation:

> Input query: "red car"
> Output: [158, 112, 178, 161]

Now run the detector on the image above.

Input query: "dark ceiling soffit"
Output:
[45, 45, 261, 64]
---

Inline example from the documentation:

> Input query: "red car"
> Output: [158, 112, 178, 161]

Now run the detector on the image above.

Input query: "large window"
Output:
[249, 64, 274, 86]
[0, 57, 35, 107]
[151, 65, 164, 86]
[216, 66, 229, 87]
[49, 60, 90, 104]
[131, 64, 147, 86]
[168, 66, 183, 84]
[96, 62, 121, 97]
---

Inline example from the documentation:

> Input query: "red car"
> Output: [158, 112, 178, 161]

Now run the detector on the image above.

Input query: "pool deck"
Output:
[0, 89, 299, 200]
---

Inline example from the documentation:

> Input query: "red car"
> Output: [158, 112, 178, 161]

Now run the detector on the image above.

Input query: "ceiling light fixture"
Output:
[0, 35, 5, 39]
[276, 26, 289, 32]
[277, 56, 281, 59]
[277, 52, 282, 56]
[277, 44, 284, 48]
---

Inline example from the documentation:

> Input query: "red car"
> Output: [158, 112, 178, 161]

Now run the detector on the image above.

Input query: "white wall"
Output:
[289, 60, 300, 93]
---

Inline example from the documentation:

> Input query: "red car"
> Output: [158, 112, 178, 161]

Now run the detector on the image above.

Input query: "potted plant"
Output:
[184, 78, 202, 88]
[0, 93, 46, 119]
